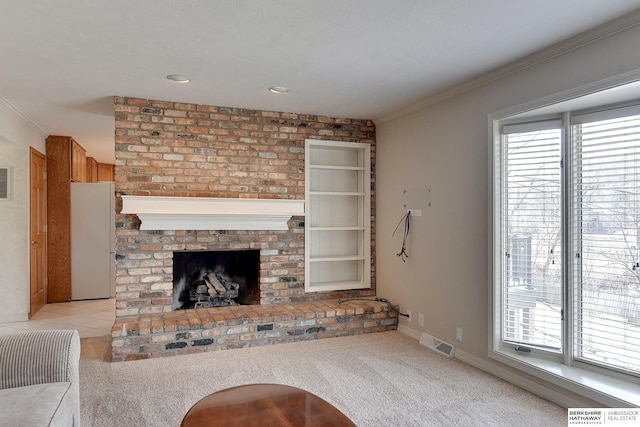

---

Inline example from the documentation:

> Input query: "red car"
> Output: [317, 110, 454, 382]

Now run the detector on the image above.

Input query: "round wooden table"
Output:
[180, 383, 356, 427]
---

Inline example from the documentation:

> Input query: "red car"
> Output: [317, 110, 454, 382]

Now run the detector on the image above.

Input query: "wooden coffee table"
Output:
[180, 383, 356, 427]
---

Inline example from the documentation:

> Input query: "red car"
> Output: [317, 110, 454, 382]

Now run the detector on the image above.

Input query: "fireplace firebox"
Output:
[172, 250, 260, 310]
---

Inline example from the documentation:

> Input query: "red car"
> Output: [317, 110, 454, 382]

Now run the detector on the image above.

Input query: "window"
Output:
[500, 122, 563, 351]
[571, 106, 640, 375]
[493, 101, 640, 397]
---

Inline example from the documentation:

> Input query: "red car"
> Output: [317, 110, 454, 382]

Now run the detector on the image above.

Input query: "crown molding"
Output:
[489, 68, 640, 121]
[377, 9, 640, 124]
[0, 95, 47, 137]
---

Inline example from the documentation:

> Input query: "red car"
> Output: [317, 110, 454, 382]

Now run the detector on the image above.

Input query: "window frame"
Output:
[499, 118, 566, 357]
[569, 104, 640, 378]
[488, 71, 640, 407]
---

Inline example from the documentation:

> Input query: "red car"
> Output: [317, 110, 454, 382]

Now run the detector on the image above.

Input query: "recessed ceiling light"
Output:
[268, 86, 289, 94]
[166, 75, 191, 83]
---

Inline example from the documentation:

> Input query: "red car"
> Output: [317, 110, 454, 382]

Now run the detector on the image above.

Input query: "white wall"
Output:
[376, 18, 640, 405]
[0, 99, 46, 322]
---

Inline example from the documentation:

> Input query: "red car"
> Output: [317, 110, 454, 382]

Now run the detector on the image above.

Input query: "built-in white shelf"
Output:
[308, 226, 366, 231]
[309, 165, 367, 170]
[308, 192, 366, 196]
[309, 256, 367, 262]
[305, 139, 371, 292]
[121, 196, 305, 230]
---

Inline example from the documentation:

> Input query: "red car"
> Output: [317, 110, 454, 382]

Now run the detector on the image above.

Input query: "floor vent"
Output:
[419, 332, 455, 358]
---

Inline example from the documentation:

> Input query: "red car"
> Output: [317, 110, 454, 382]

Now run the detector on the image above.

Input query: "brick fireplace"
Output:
[110, 97, 397, 361]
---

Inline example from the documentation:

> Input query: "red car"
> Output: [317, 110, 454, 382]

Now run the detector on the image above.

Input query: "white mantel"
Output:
[121, 196, 305, 230]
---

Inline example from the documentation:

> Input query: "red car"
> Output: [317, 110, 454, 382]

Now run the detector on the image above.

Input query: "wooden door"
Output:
[30, 148, 47, 316]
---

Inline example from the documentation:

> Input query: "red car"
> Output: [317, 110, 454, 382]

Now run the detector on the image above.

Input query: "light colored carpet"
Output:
[79, 331, 566, 426]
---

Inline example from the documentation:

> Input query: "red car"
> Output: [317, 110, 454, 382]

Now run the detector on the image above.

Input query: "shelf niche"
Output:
[305, 139, 371, 292]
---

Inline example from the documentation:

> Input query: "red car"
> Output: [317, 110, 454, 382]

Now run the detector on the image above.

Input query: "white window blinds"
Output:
[501, 122, 563, 350]
[571, 106, 640, 375]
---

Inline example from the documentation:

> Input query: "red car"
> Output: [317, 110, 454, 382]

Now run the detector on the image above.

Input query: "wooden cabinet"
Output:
[86, 157, 99, 183]
[70, 139, 86, 182]
[97, 163, 115, 182]
[86, 158, 114, 182]
[45, 135, 88, 302]
[305, 139, 371, 292]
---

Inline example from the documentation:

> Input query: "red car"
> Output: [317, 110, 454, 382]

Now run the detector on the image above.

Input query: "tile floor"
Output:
[0, 298, 115, 338]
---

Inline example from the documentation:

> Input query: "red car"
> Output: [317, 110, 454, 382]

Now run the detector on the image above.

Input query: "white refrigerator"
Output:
[71, 182, 115, 300]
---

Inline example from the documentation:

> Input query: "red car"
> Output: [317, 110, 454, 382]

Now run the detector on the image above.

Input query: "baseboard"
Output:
[396, 327, 587, 408]
[397, 324, 421, 340]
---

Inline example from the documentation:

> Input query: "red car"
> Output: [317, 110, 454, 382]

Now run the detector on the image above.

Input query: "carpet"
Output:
[79, 331, 567, 426]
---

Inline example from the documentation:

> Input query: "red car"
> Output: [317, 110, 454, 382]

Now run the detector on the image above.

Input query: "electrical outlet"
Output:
[418, 313, 424, 327]
[406, 309, 411, 322]
[456, 327, 463, 342]
[407, 209, 422, 217]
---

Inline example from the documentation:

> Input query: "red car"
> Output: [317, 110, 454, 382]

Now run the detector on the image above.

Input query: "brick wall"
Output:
[113, 97, 377, 319]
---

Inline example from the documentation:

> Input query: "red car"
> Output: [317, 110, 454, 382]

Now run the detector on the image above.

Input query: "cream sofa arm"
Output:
[0, 329, 80, 390]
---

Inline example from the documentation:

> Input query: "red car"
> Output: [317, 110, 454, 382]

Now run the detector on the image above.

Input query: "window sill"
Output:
[490, 349, 640, 407]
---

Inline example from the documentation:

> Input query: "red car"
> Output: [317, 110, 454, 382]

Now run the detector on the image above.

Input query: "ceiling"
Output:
[2, 1, 640, 163]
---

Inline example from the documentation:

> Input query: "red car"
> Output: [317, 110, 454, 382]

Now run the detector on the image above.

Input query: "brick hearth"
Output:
[111, 299, 397, 361]
[112, 96, 393, 360]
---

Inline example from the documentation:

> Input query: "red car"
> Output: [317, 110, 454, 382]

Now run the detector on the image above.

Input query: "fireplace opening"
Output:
[172, 250, 260, 310]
